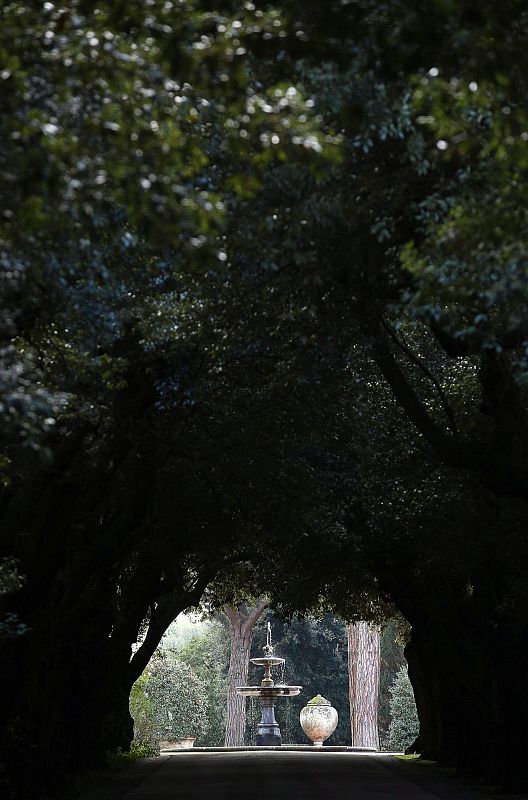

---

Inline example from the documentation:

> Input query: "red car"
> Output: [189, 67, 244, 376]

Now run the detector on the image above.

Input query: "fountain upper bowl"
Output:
[250, 656, 284, 667]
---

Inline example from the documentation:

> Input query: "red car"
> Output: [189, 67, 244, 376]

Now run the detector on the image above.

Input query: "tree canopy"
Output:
[2, 1, 528, 795]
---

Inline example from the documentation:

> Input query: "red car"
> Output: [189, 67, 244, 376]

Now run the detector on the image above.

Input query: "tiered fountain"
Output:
[236, 622, 301, 746]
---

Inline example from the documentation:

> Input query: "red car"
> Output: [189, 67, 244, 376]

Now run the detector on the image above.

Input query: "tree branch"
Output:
[373, 333, 471, 468]
[430, 317, 528, 357]
[126, 552, 262, 687]
[245, 597, 270, 632]
[126, 568, 214, 687]
[382, 319, 458, 435]
[429, 319, 474, 357]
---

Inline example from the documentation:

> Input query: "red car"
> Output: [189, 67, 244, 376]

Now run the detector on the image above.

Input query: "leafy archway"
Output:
[2, 1, 528, 796]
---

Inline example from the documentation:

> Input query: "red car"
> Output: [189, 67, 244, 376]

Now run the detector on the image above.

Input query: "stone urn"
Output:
[300, 695, 338, 747]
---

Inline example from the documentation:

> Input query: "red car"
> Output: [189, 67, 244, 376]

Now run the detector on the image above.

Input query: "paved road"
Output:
[83, 752, 482, 800]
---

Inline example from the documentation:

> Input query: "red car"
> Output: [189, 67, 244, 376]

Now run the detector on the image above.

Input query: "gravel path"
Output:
[80, 751, 485, 800]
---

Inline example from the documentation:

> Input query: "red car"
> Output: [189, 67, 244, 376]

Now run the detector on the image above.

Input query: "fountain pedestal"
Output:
[257, 695, 281, 746]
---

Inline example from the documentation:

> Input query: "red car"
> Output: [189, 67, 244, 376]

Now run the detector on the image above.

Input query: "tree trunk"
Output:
[403, 636, 441, 758]
[378, 548, 528, 793]
[224, 599, 269, 747]
[347, 621, 380, 749]
[0, 549, 221, 798]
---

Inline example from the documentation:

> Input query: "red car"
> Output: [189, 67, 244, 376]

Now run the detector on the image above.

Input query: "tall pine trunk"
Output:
[347, 621, 380, 749]
[224, 599, 269, 746]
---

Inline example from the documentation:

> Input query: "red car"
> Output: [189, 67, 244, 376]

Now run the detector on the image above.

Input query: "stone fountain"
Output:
[236, 622, 301, 746]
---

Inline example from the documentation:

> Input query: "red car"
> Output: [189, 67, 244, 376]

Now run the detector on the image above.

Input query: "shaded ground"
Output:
[79, 752, 493, 800]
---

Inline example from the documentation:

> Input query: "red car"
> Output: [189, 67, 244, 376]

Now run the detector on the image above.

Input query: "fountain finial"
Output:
[263, 621, 273, 656]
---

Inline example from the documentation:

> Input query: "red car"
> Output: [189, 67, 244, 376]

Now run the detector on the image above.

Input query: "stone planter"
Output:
[300, 698, 338, 747]
[159, 737, 196, 750]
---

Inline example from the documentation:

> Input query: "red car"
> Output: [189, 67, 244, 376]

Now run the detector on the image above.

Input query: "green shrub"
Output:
[146, 654, 208, 742]
[130, 673, 156, 750]
[387, 666, 419, 751]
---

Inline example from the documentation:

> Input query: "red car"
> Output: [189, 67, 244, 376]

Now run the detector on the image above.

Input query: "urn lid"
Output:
[306, 694, 331, 706]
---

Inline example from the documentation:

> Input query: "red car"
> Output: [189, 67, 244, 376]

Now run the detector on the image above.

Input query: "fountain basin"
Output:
[236, 685, 301, 698]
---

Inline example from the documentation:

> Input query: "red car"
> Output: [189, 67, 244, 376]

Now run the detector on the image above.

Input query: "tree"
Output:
[219, 3, 528, 785]
[0, 2, 327, 793]
[387, 666, 419, 752]
[224, 600, 269, 746]
[0, 558, 28, 639]
[347, 623, 381, 750]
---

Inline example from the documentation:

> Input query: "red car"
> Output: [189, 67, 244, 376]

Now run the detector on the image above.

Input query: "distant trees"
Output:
[130, 612, 408, 750]
[252, 614, 350, 745]
[176, 618, 230, 746]
[250, 613, 406, 748]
